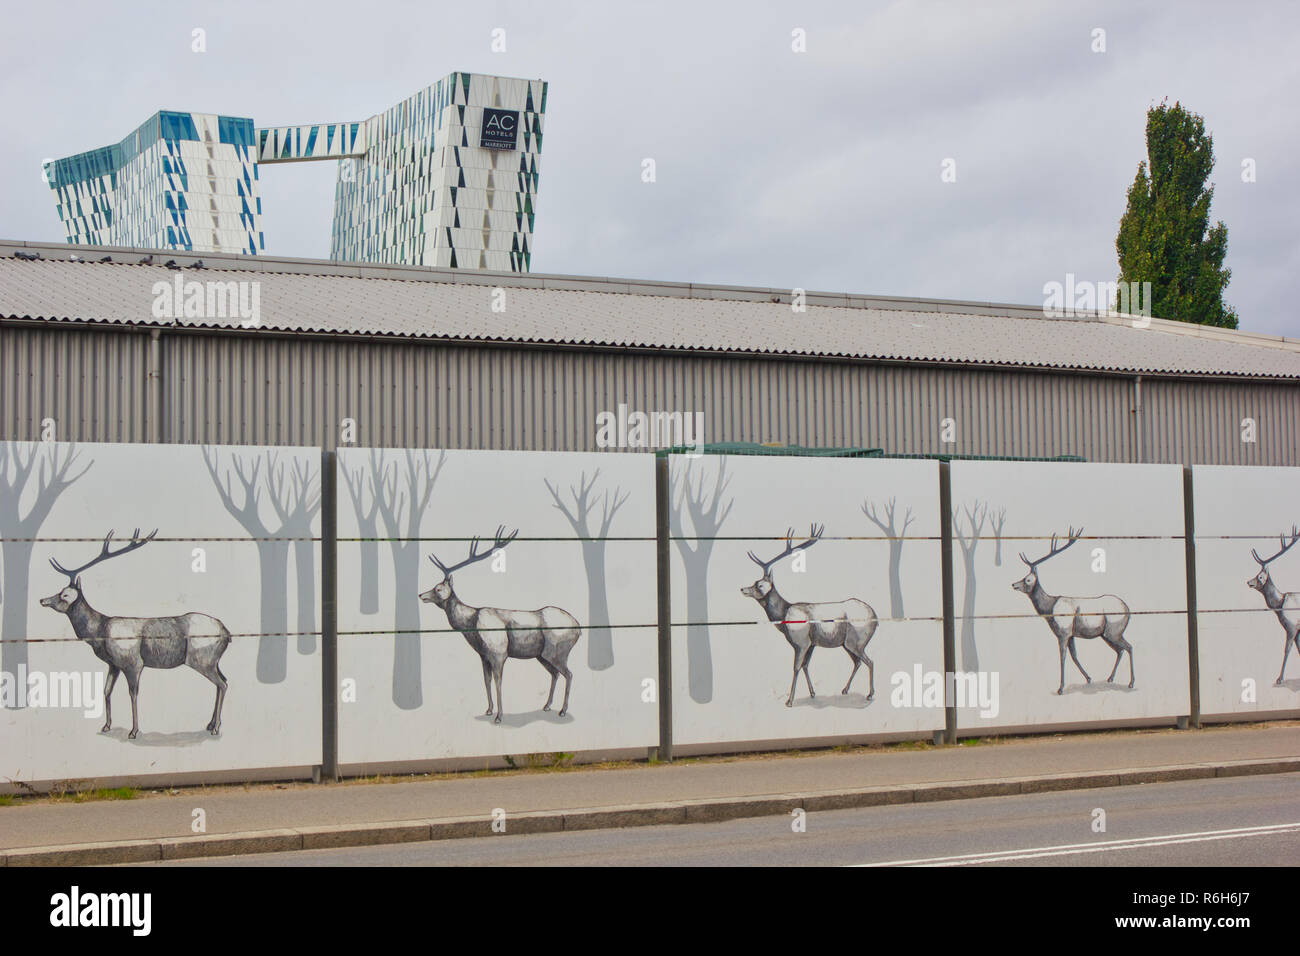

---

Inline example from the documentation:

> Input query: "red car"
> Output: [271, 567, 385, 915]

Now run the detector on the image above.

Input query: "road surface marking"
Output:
[856, 821, 1300, 866]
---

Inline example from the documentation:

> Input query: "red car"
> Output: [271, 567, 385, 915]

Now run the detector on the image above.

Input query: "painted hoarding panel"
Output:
[949, 460, 1189, 731]
[0, 441, 322, 783]
[1191, 465, 1300, 718]
[335, 448, 658, 764]
[667, 454, 945, 747]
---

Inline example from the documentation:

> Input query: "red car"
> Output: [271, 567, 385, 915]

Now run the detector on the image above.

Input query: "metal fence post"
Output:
[655, 451, 673, 762]
[1183, 466, 1201, 729]
[939, 460, 957, 744]
[320, 449, 340, 780]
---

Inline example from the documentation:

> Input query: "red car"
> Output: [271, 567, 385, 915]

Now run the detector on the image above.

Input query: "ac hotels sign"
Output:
[480, 108, 520, 150]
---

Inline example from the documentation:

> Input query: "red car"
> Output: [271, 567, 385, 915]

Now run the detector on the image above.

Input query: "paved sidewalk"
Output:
[1, 722, 1296, 863]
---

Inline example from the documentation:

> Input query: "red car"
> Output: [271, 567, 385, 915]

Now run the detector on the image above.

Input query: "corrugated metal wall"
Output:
[2, 323, 1297, 464]
[0, 325, 150, 443]
[1141, 378, 1300, 465]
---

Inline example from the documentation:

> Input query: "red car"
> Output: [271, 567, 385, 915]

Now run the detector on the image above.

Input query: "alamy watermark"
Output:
[152, 275, 261, 327]
[1042, 273, 1152, 327]
[1, 666, 105, 718]
[890, 665, 1000, 719]
[50, 885, 151, 936]
[595, 403, 704, 456]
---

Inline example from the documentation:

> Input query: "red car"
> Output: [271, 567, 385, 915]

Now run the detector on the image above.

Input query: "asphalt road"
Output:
[141, 771, 1300, 866]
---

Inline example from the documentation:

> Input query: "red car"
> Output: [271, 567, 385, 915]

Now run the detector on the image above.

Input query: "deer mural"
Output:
[40, 530, 232, 739]
[740, 525, 879, 707]
[1012, 527, 1133, 695]
[1246, 527, 1300, 686]
[420, 527, 582, 722]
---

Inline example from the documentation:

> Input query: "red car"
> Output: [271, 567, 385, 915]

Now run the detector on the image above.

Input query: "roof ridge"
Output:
[2, 238, 1297, 358]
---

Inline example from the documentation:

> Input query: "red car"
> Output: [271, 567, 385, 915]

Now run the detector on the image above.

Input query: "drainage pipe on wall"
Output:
[1131, 374, 1144, 463]
[147, 329, 162, 444]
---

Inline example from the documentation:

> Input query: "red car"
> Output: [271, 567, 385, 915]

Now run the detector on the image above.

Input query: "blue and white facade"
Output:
[44, 72, 546, 272]
[44, 111, 263, 256]
[329, 73, 545, 271]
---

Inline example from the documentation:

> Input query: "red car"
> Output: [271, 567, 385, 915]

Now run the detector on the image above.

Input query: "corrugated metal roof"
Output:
[2, 241, 1298, 380]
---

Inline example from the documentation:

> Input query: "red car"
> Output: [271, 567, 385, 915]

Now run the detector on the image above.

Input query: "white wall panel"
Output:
[335, 448, 657, 764]
[1192, 465, 1300, 718]
[668, 454, 945, 747]
[0, 440, 321, 783]
[949, 461, 1189, 731]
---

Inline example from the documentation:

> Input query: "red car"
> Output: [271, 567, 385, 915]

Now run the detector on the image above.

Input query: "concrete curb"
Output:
[5, 755, 1298, 866]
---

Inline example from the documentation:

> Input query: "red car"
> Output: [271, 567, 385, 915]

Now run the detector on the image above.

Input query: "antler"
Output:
[747, 524, 824, 575]
[50, 528, 158, 583]
[428, 525, 519, 577]
[1020, 526, 1083, 569]
[1252, 525, 1300, 567]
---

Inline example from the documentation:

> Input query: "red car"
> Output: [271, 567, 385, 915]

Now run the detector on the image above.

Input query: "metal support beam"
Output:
[1183, 466, 1201, 728]
[320, 450, 340, 780]
[939, 460, 957, 744]
[655, 452, 673, 762]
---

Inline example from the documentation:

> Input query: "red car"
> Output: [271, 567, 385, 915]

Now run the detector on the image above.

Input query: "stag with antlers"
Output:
[40, 530, 232, 739]
[420, 527, 582, 722]
[740, 525, 879, 707]
[1247, 527, 1300, 686]
[1012, 527, 1133, 695]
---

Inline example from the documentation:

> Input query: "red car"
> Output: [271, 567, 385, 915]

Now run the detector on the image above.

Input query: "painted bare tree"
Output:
[862, 497, 915, 620]
[0, 442, 93, 677]
[543, 470, 630, 671]
[669, 457, 734, 704]
[202, 447, 315, 684]
[267, 456, 321, 654]
[341, 463, 381, 615]
[370, 449, 446, 709]
[952, 501, 988, 672]
[992, 507, 1007, 566]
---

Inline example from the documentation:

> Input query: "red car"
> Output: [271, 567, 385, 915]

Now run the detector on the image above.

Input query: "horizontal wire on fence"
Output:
[2, 620, 763, 644]
[337, 536, 654, 543]
[971, 534, 1184, 541]
[4, 632, 322, 644]
[7, 604, 1289, 645]
[671, 534, 1195, 542]
[690, 605, 1290, 628]
[0, 536, 318, 543]
[16, 533, 1277, 544]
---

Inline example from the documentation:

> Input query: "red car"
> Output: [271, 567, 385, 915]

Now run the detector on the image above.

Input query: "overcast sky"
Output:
[3, 0, 1296, 335]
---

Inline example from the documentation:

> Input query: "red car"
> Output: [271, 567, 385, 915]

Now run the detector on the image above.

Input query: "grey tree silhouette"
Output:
[341, 463, 381, 615]
[543, 470, 629, 670]
[991, 507, 1007, 566]
[0, 442, 92, 678]
[370, 449, 446, 709]
[202, 447, 318, 683]
[862, 497, 915, 620]
[267, 457, 321, 654]
[668, 458, 734, 703]
[952, 501, 988, 672]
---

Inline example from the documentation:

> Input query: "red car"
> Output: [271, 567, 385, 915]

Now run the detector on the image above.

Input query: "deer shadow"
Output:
[1062, 681, 1137, 696]
[1274, 678, 1300, 693]
[791, 692, 875, 710]
[99, 728, 220, 747]
[474, 710, 576, 729]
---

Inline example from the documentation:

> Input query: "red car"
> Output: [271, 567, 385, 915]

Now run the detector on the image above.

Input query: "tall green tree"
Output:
[1116, 100, 1237, 328]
